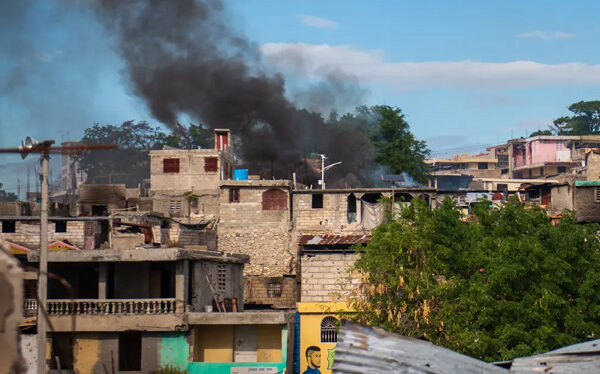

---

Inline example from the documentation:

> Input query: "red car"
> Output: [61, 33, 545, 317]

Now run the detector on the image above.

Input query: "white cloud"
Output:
[261, 42, 600, 90]
[297, 14, 338, 29]
[516, 30, 575, 40]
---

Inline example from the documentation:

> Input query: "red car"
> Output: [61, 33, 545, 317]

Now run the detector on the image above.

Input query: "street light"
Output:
[319, 154, 342, 190]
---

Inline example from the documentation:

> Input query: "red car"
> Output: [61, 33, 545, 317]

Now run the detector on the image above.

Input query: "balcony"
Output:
[24, 298, 38, 317]
[45, 298, 177, 315]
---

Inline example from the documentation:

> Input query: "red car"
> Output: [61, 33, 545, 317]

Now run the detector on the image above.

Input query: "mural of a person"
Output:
[303, 346, 321, 374]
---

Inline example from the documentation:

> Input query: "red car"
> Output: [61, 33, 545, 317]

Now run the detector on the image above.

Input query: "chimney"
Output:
[214, 129, 231, 152]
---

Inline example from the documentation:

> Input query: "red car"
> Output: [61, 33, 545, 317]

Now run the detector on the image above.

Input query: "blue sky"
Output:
[1, 0, 600, 192]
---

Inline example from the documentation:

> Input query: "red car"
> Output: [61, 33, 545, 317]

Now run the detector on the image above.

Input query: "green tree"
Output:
[352, 197, 600, 361]
[368, 106, 430, 183]
[553, 100, 600, 135]
[529, 129, 553, 137]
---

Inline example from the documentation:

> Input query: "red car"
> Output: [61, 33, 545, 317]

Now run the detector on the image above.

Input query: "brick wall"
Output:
[244, 275, 297, 308]
[300, 252, 359, 302]
[0, 220, 86, 248]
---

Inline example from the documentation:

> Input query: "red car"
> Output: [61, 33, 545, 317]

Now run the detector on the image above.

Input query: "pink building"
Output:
[508, 136, 580, 178]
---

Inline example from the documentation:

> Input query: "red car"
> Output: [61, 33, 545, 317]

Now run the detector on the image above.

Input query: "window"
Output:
[347, 194, 357, 223]
[557, 166, 567, 173]
[204, 157, 218, 172]
[118, 332, 141, 371]
[320, 316, 338, 343]
[163, 158, 180, 173]
[596, 188, 600, 203]
[169, 200, 182, 211]
[311, 193, 323, 209]
[2, 220, 15, 233]
[55, 221, 67, 233]
[262, 189, 287, 210]
[267, 282, 282, 298]
[477, 162, 488, 170]
[229, 188, 240, 203]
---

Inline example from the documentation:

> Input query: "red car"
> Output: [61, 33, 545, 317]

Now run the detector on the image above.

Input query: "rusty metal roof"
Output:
[299, 234, 371, 246]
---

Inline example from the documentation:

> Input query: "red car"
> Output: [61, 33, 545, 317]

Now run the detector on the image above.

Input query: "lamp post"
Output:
[319, 154, 342, 190]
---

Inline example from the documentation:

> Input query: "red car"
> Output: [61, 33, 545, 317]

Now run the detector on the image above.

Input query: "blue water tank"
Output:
[233, 169, 249, 180]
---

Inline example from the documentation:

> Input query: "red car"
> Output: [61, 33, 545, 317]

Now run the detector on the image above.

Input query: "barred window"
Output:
[320, 316, 338, 343]
[163, 158, 180, 173]
[267, 283, 282, 298]
[229, 188, 240, 203]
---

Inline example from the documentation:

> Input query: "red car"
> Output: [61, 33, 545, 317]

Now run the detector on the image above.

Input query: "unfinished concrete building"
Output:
[149, 129, 234, 218]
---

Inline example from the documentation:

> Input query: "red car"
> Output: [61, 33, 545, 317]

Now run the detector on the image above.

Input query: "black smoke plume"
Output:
[93, 0, 374, 186]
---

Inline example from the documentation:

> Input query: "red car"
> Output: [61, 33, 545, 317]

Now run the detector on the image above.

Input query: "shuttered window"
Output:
[163, 158, 180, 173]
[204, 157, 218, 172]
[262, 189, 287, 210]
[596, 187, 600, 202]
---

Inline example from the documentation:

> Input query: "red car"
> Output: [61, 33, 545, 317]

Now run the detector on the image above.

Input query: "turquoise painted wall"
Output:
[160, 332, 189, 371]
[188, 325, 288, 374]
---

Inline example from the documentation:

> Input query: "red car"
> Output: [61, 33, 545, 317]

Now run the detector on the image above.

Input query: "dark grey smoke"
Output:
[93, 0, 375, 186]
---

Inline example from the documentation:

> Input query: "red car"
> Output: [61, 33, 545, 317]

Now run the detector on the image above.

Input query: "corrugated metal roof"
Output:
[299, 234, 371, 246]
[333, 320, 600, 373]
[333, 320, 506, 373]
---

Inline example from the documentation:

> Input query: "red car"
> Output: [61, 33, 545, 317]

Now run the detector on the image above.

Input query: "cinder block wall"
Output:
[300, 253, 359, 303]
[292, 193, 368, 234]
[0, 220, 86, 249]
[244, 276, 297, 308]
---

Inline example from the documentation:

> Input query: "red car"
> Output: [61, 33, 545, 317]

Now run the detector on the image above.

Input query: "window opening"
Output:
[477, 162, 488, 170]
[217, 263, 227, 294]
[320, 316, 338, 343]
[347, 194, 357, 223]
[312, 193, 323, 209]
[229, 188, 240, 203]
[267, 282, 282, 298]
[2, 220, 15, 233]
[118, 332, 141, 371]
[55, 220, 67, 233]
[163, 158, 180, 173]
[557, 166, 567, 173]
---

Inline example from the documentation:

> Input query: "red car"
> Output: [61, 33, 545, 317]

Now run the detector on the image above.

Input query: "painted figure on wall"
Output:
[303, 346, 321, 374]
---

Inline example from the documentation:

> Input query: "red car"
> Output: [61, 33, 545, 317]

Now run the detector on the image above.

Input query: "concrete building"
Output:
[20, 247, 295, 374]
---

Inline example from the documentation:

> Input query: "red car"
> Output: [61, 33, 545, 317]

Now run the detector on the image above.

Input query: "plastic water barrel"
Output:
[233, 169, 249, 180]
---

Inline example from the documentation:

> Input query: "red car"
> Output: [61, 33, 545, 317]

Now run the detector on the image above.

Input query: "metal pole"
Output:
[321, 155, 326, 190]
[37, 151, 49, 374]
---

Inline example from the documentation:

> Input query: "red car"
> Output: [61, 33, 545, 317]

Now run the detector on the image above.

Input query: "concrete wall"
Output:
[77, 184, 127, 216]
[35, 332, 190, 374]
[587, 152, 600, 180]
[190, 260, 244, 312]
[576, 187, 600, 222]
[19, 333, 37, 374]
[301, 253, 359, 303]
[549, 185, 573, 213]
[293, 192, 370, 235]
[0, 220, 86, 248]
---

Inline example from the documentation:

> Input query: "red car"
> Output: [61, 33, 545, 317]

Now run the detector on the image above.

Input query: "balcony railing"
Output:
[24, 298, 38, 317]
[42, 299, 177, 316]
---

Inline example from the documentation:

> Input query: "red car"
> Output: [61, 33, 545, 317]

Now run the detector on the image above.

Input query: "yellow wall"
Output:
[73, 333, 100, 373]
[193, 325, 234, 362]
[256, 325, 282, 363]
[298, 302, 353, 374]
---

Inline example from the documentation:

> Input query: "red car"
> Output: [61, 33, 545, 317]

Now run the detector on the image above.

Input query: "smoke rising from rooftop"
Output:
[93, 0, 375, 186]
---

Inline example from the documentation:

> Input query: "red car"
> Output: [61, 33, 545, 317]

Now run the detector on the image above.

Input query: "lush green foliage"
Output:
[553, 100, 600, 135]
[352, 197, 600, 361]
[78, 121, 211, 186]
[367, 105, 430, 183]
[529, 129, 553, 137]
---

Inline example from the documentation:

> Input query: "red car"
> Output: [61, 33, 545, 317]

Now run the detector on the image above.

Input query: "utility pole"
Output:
[319, 154, 342, 190]
[0, 138, 116, 373]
